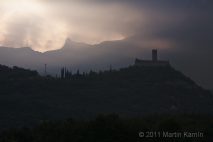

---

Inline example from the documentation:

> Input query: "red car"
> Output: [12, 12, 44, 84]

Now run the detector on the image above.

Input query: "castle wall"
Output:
[152, 49, 158, 61]
[134, 59, 170, 67]
[134, 49, 170, 67]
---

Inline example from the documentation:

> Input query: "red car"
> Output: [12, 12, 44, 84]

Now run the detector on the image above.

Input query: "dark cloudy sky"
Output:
[0, 0, 212, 51]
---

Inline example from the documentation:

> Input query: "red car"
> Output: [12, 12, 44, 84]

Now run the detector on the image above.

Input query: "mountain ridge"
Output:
[0, 38, 212, 89]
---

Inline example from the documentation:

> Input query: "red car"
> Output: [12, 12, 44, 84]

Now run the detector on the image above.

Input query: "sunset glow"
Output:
[0, 0, 130, 51]
[2, 0, 44, 15]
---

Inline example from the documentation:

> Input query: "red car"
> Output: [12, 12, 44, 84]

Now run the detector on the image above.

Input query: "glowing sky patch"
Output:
[0, 0, 133, 52]
[0, 0, 212, 52]
[1, 0, 44, 15]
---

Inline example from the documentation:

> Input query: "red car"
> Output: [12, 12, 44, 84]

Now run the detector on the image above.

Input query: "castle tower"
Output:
[152, 49, 158, 61]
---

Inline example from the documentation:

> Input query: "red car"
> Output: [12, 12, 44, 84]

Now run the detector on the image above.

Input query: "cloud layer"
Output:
[0, 0, 144, 51]
[0, 0, 212, 51]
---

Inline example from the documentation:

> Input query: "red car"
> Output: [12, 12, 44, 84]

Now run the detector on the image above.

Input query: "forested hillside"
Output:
[0, 64, 212, 129]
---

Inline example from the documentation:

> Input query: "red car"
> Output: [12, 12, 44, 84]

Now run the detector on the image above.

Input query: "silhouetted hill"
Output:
[0, 64, 38, 80]
[0, 64, 212, 129]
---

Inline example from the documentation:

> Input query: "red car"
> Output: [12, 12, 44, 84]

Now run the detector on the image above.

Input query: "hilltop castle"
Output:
[134, 49, 170, 67]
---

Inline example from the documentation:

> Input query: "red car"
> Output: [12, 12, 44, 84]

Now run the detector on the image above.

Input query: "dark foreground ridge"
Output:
[0, 64, 212, 129]
[1, 114, 213, 142]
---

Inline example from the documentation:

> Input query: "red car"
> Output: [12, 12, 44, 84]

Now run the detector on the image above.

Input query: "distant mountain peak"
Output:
[62, 38, 90, 49]
[63, 38, 73, 48]
[65, 38, 73, 44]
